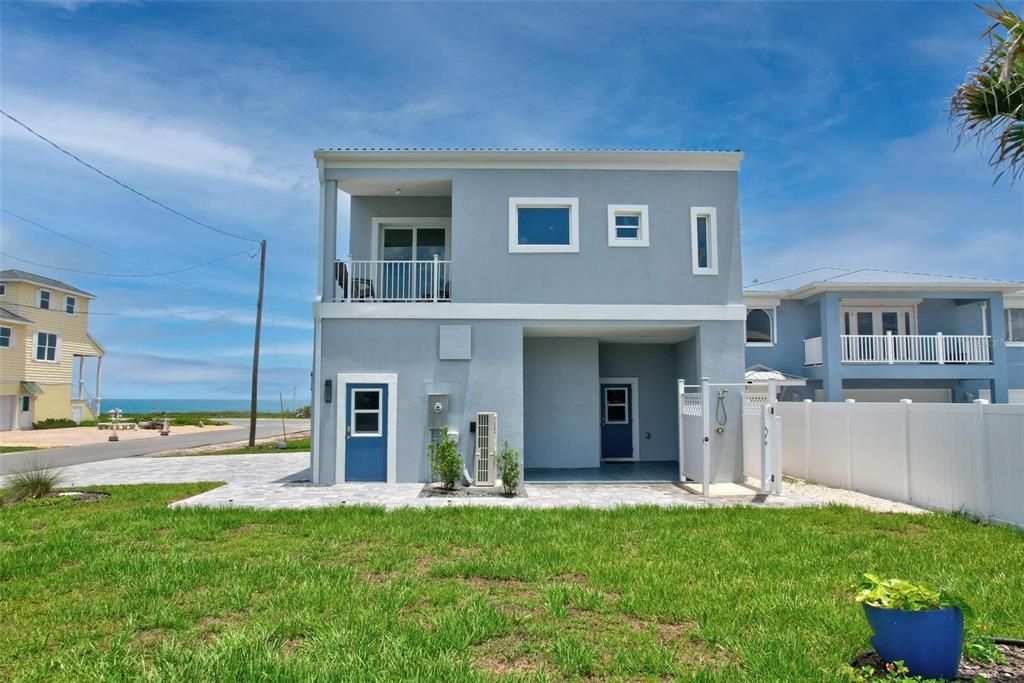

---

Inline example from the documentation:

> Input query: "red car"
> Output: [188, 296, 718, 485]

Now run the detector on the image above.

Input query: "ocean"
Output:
[101, 398, 299, 414]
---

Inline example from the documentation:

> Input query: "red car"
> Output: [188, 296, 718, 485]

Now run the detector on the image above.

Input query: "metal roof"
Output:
[0, 269, 95, 298]
[0, 306, 32, 324]
[744, 267, 1024, 297]
[745, 364, 807, 385]
[315, 146, 741, 153]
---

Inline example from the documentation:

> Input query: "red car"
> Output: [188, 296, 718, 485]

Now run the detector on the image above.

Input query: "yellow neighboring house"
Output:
[0, 269, 105, 430]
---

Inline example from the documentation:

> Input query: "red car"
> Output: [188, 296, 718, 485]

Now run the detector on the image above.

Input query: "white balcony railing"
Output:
[804, 337, 824, 366]
[805, 333, 991, 365]
[334, 257, 452, 302]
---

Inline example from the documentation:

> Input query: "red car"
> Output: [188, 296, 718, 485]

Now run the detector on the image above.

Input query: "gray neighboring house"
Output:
[310, 148, 747, 485]
[743, 269, 1024, 403]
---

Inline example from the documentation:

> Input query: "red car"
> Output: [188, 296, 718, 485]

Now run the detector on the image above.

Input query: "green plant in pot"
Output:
[854, 574, 971, 680]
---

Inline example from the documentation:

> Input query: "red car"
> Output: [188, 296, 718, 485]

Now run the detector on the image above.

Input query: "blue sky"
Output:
[1, 1, 1021, 400]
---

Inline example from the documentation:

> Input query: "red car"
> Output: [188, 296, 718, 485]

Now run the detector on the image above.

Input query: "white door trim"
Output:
[599, 376, 640, 462]
[370, 217, 451, 262]
[335, 372, 398, 484]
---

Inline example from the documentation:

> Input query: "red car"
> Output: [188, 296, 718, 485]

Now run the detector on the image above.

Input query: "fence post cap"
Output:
[803, 399, 813, 403]
[844, 398, 856, 403]
[899, 399, 913, 404]
[973, 398, 990, 405]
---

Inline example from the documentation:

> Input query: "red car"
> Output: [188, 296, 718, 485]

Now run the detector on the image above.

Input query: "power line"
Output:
[0, 300, 252, 318]
[0, 249, 250, 278]
[1, 109, 261, 244]
[3, 209, 256, 306]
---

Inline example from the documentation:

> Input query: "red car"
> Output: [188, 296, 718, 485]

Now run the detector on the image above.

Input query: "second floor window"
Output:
[1008, 309, 1024, 344]
[0, 284, 6, 295]
[35, 332, 58, 362]
[746, 309, 775, 345]
[690, 207, 718, 275]
[607, 205, 650, 247]
[0, 327, 10, 348]
[38, 290, 51, 310]
[508, 197, 579, 253]
[65, 296, 76, 314]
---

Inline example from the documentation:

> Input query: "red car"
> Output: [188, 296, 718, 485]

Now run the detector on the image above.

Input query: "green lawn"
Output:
[0, 446, 41, 454]
[1, 485, 1022, 681]
[201, 435, 311, 455]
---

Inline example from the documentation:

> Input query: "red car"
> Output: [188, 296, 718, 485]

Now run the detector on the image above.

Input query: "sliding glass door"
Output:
[379, 225, 448, 300]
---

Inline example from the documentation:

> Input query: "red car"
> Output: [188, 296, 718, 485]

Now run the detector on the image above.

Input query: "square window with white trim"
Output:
[607, 204, 649, 247]
[0, 326, 11, 348]
[350, 388, 382, 436]
[508, 198, 579, 253]
[1008, 308, 1024, 344]
[690, 207, 718, 275]
[35, 332, 58, 362]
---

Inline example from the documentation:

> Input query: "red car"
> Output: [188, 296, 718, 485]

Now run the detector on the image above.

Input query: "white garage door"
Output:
[814, 388, 953, 403]
[979, 389, 1024, 404]
[0, 395, 15, 431]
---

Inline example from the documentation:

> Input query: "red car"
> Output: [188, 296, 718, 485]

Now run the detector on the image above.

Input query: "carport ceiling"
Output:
[523, 324, 698, 343]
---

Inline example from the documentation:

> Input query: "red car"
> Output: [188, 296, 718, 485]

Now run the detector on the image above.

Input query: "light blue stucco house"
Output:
[310, 148, 748, 485]
[743, 268, 1024, 404]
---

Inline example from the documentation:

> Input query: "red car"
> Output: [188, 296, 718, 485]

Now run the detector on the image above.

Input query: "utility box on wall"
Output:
[427, 393, 449, 430]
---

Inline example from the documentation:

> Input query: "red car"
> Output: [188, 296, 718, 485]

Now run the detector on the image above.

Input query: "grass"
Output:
[173, 436, 311, 456]
[0, 486, 1022, 681]
[0, 446, 42, 454]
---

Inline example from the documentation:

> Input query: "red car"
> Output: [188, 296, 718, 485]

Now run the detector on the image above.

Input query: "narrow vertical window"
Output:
[39, 290, 51, 310]
[0, 327, 10, 348]
[690, 207, 718, 275]
[65, 296, 76, 314]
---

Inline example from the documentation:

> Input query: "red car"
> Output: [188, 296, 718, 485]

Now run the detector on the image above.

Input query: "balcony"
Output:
[333, 258, 452, 303]
[804, 333, 991, 366]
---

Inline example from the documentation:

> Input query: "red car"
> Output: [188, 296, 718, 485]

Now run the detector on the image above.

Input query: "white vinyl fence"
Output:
[777, 400, 1024, 528]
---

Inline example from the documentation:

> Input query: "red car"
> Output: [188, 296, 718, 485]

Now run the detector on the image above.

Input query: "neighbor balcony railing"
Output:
[803, 333, 991, 365]
[333, 257, 452, 302]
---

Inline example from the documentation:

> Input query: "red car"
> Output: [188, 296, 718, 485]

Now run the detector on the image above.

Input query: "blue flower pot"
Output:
[863, 604, 964, 680]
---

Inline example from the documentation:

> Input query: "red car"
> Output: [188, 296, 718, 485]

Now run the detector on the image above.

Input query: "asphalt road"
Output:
[0, 419, 310, 473]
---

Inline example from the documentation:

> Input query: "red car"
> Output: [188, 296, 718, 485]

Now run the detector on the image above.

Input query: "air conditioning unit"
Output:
[475, 412, 497, 486]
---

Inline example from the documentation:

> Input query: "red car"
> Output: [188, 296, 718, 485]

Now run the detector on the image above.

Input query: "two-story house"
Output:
[743, 268, 1024, 403]
[0, 270, 104, 430]
[310, 148, 747, 485]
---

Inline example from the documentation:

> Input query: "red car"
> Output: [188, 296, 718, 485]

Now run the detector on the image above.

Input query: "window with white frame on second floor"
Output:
[508, 198, 579, 253]
[607, 205, 649, 247]
[35, 332, 58, 362]
[0, 283, 6, 296]
[690, 207, 718, 275]
[0, 326, 11, 348]
[746, 308, 774, 345]
[65, 296, 76, 314]
[38, 289, 51, 310]
[1008, 308, 1024, 344]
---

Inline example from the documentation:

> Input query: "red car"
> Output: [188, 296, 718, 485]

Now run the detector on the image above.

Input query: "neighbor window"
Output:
[607, 204, 650, 247]
[38, 289, 51, 310]
[1008, 309, 1024, 344]
[21, 396, 30, 412]
[65, 296, 77, 315]
[690, 207, 718, 274]
[0, 327, 10, 348]
[35, 332, 58, 362]
[0, 284, 6, 295]
[508, 197, 579, 253]
[746, 308, 775, 345]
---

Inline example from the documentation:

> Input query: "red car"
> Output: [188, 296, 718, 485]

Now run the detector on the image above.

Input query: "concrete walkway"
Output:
[24, 451, 825, 511]
[0, 419, 309, 473]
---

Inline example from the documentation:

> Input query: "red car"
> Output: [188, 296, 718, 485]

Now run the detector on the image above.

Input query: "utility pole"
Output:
[249, 239, 267, 447]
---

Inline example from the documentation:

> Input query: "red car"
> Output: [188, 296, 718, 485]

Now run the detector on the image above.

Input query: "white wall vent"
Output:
[475, 412, 497, 486]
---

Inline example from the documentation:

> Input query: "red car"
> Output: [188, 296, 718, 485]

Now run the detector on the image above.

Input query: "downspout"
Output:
[311, 159, 326, 484]
[980, 301, 988, 336]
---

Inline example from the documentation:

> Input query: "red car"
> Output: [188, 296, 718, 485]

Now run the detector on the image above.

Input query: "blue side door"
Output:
[600, 383, 633, 461]
[344, 383, 388, 481]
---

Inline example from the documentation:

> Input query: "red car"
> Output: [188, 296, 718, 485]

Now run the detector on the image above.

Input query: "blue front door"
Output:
[344, 383, 388, 481]
[600, 384, 633, 461]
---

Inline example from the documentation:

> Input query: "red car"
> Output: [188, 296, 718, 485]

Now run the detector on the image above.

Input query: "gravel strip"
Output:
[783, 478, 928, 514]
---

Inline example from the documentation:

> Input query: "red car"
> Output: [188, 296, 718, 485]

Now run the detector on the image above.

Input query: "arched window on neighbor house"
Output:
[746, 308, 774, 344]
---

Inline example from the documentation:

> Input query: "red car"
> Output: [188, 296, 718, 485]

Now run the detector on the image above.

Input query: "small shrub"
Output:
[31, 418, 78, 430]
[853, 574, 973, 616]
[428, 428, 462, 490]
[4, 466, 64, 503]
[294, 405, 311, 418]
[497, 440, 520, 496]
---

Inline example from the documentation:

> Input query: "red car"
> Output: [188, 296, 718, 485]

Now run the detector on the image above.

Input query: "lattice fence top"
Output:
[743, 393, 770, 415]
[681, 393, 703, 416]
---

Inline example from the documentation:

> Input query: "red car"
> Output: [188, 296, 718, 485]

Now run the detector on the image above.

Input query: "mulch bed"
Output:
[851, 643, 1024, 681]
[419, 484, 525, 499]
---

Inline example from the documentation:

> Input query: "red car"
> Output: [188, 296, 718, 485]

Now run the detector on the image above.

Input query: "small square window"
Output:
[508, 198, 579, 253]
[607, 205, 649, 247]
[39, 290, 51, 310]
[354, 411, 379, 434]
[0, 327, 10, 348]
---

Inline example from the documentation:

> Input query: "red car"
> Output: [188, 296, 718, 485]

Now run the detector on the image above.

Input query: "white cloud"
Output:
[1, 92, 300, 190]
